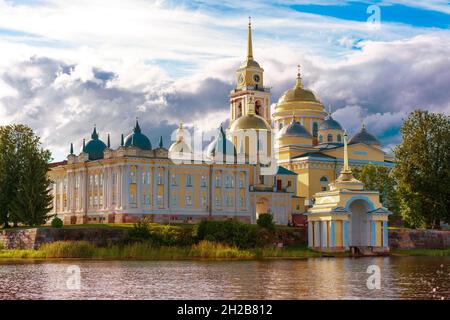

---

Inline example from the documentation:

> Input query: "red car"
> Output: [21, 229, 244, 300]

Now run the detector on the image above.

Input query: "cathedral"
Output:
[48, 19, 392, 252]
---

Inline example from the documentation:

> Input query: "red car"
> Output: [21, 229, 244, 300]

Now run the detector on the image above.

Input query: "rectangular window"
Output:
[130, 193, 136, 205]
[201, 195, 207, 208]
[201, 175, 207, 187]
[215, 175, 221, 187]
[239, 175, 245, 188]
[215, 195, 221, 208]
[171, 174, 177, 185]
[157, 195, 163, 208]
[158, 173, 163, 185]
[239, 196, 244, 208]
[171, 193, 177, 206]
[130, 171, 136, 184]
[186, 175, 192, 186]
[185, 195, 192, 206]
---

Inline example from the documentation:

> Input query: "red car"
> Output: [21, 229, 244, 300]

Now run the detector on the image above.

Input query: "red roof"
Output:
[49, 160, 67, 168]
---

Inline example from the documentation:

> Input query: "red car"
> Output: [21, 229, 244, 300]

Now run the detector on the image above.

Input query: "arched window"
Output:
[327, 134, 333, 142]
[320, 176, 328, 191]
[319, 135, 323, 143]
[312, 122, 318, 138]
[279, 122, 283, 130]
[255, 100, 261, 115]
[337, 134, 342, 142]
[237, 103, 242, 118]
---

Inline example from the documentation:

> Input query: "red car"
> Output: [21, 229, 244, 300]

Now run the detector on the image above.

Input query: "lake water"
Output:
[0, 257, 449, 300]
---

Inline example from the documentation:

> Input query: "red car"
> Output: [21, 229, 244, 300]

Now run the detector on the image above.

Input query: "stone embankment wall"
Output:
[388, 229, 450, 249]
[0, 227, 449, 250]
[0, 228, 127, 249]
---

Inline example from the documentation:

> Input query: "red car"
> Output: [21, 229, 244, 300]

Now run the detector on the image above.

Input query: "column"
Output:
[153, 165, 158, 209]
[371, 221, 376, 247]
[343, 220, 349, 248]
[245, 170, 250, 211]
[383, 221, 388, 247]
[121, 165, 128, 210]
[314, 221, 320, 248]
[234, 170, 238, 213]
[330, 220, 335, 248]
[308, 221, 313, 248]
[164, 166, 169, 209]
[211, 168, 216, 213]
[137, 165, 142, 209]
[321, 220, 328, 248]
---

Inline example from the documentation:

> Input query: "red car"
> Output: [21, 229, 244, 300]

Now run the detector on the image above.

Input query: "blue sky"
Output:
[0, 0, 449, 160]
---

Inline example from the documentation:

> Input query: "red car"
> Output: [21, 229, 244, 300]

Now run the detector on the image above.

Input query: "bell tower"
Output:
[229, 17, 271, 128]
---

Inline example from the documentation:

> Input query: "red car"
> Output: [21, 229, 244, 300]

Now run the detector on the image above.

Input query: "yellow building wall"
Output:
[322, 144, 385, 162]
[375, 221, 382, 247]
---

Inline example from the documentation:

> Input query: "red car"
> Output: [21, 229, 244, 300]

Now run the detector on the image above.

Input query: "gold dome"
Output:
[230, 114, 271, 131]
[277, 66, 320, 104]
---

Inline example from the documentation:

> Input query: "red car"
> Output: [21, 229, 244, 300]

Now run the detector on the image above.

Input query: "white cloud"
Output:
[0, 1, 449, 161]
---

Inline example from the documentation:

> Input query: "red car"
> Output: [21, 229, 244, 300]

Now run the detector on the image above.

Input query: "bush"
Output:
[51, 217, 63, 228]
[125, 217, 195, 246]
[257, 214, 275, 231]
[196, 220, 259, 248]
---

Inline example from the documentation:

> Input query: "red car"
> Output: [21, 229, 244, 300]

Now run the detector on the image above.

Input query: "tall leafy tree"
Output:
[0, 125, 53, 227]
[0, 126, 20, 227]
[393, 110, 450, 229]
[353, 164, 399, 217]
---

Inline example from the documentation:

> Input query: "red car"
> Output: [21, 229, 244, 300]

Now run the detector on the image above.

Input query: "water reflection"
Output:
[0, 257, 448, 300]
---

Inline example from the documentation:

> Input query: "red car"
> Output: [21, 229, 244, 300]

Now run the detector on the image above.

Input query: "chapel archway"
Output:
[349, 199, 371, 246]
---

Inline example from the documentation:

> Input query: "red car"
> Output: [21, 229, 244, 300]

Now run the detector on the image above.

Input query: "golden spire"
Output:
[295, 64, 302, 88]
[247, 16, 253, 61]
[292, 110, 296, 123]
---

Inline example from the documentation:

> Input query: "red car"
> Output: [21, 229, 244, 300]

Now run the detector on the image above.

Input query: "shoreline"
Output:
[1, 243, 448, 262]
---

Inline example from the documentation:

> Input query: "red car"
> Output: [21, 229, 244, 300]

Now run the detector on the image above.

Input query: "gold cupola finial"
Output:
[295, 64, 302, 88]
[247, 16, 253, 61]
[292, 110, 296, 123]
[328, 105, 332, 117]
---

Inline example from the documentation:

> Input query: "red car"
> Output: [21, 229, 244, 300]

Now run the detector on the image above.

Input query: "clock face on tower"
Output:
[253, 74, 260, 83]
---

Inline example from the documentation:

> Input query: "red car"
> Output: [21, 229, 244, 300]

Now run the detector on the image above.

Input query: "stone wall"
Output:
[388, 229, 450, 249]
[0, 228, 127, 249]
[1, 226, 448, 250]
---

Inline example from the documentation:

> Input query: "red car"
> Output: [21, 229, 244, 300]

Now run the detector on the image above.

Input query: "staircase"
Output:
[350, 246, 377, 257]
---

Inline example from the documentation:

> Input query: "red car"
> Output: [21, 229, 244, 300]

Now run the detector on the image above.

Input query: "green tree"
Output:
[0, 124, 53, 227]
[393, 110, 450, 229]
[352, 164, 399, 217]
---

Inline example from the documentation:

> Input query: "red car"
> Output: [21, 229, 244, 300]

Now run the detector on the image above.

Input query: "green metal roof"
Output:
[276, 166, 297, 175]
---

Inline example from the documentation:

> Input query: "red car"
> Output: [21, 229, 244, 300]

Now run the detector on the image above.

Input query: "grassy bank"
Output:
[0, 240, 327, 260]
[391, 248, 450, 257]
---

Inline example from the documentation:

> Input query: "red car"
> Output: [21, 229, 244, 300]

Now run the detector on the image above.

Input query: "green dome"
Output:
[83, 127, 107, 160]
[125, 120, 152, 150]
[206, 126, 236, 161]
